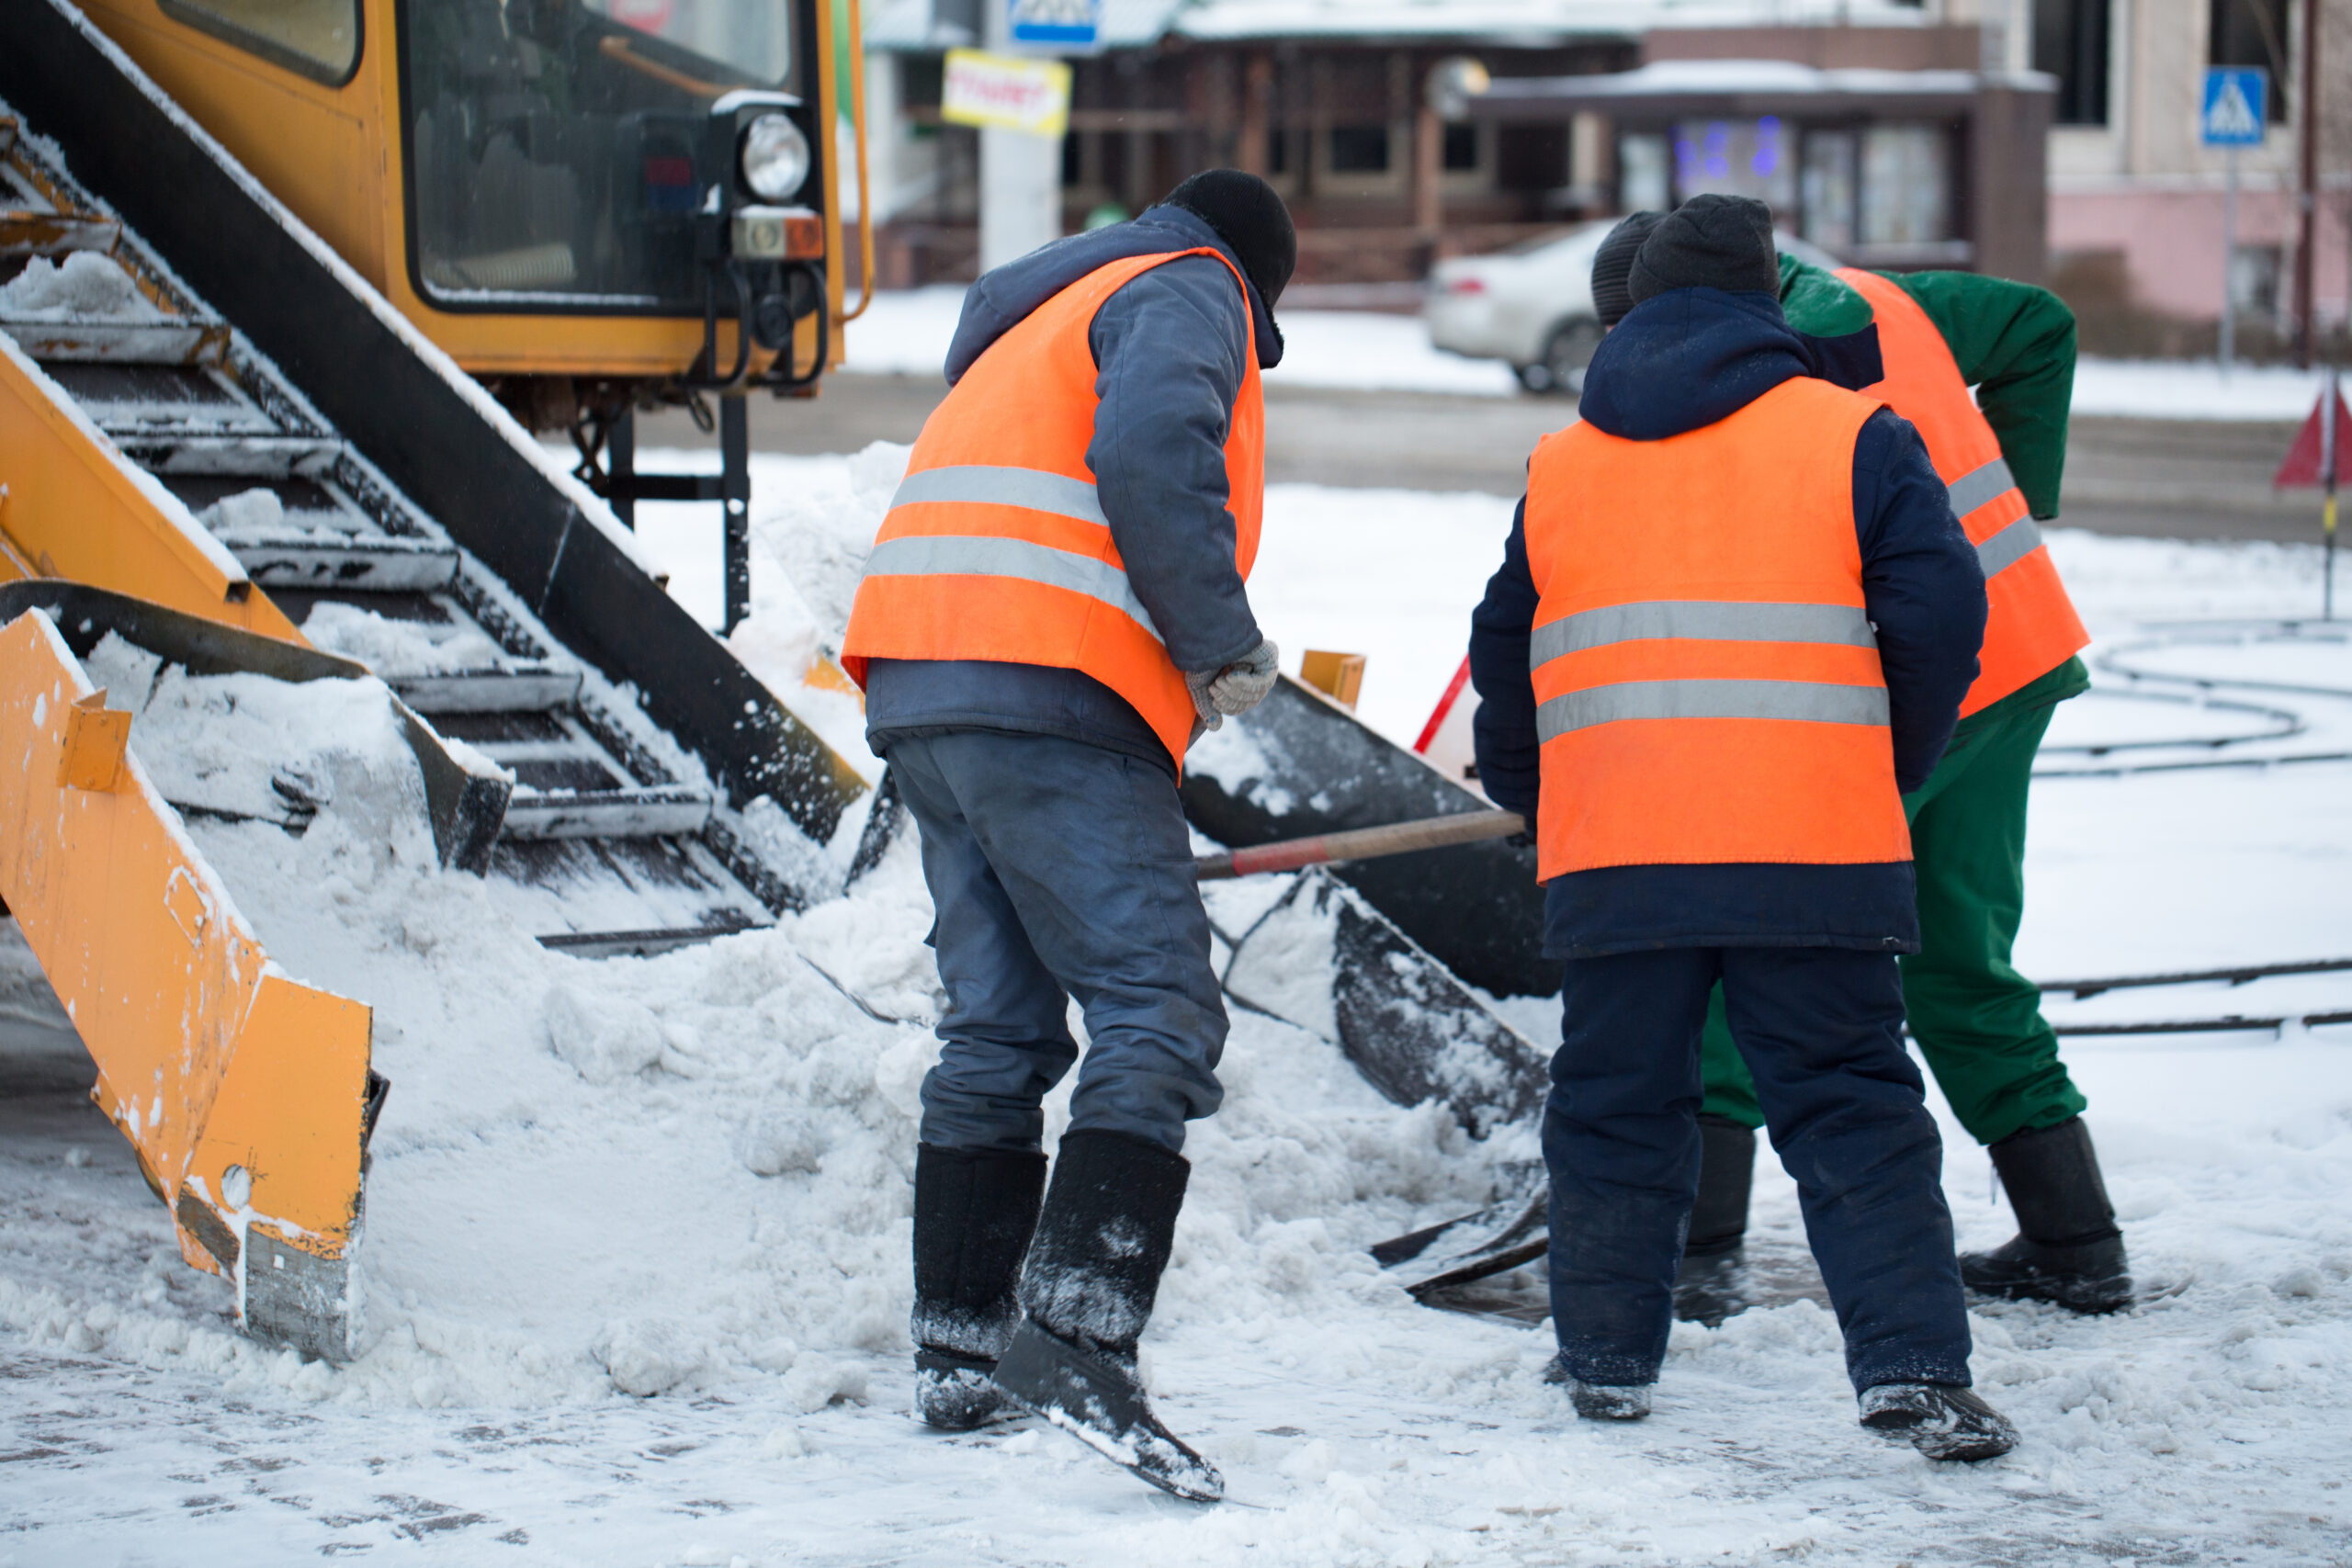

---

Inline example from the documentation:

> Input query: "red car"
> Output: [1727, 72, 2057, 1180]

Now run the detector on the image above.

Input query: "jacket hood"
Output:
[1577, 287, 1848, 441]
[943, 206, 1283, 385]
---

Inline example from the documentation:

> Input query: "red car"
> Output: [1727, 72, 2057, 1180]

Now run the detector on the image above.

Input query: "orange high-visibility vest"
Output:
[1525, 377, 1912, 881]
[840, 248, 1264, 770]
[1838, 268, 2088, 715]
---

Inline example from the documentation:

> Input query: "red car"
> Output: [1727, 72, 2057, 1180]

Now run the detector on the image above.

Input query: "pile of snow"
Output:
[0, 250, 166, 322]
[83, 632, 418, 825]
[0, 783, 1494, 1415]
[838, 288, 2332, 420]
[195, 485, 358, 543]
[300, 600, 509, 675]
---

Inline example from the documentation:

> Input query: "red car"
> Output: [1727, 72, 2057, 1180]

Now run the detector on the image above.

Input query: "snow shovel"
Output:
[1218, 865, 1549, 1141]
[1199, 811, 1557, 1290]
[1182, 676, 1554, 998]
[1195, 807, 1524, 880]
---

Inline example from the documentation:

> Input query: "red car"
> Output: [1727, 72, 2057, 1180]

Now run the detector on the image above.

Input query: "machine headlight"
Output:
[739, 114, 810, 201]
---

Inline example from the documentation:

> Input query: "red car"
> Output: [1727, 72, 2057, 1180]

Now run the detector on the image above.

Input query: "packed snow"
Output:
[299, 599, 511, 677]
[4, 465, 2352, 1562]
[0, 250, 166, 323]
[841, 287, 2332, 421]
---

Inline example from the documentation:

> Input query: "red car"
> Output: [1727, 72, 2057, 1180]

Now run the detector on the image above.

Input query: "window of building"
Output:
[2210, 0, 2290, 119]
[1860, 124, 1951, 247]
[1268, 128, 1290, 175]
[1498, 124, 1569, 194]
[2035, 0, 2111, 125]
[159, 0, 359, 83]
[1671, 118, 1798, 216]
[1800, 130, 1858, 253]
[1329, 125, 1392, 174]
[1442, 123, 1480, 172]
[901, 54, 945, 111]
[1618, 131, 1669, 211]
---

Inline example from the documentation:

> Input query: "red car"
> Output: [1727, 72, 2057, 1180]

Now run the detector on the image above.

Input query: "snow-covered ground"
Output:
[4, 460, 2351, 1565]
[842, 286, 2333, 421]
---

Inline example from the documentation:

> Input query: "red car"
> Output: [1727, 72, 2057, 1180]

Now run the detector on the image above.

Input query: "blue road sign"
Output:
[1009, 0, 1098, 48]
[2201, 68, 2268, 147]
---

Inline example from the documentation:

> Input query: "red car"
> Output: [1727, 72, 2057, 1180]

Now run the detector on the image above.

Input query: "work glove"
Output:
[1186, 638, 1281, 731]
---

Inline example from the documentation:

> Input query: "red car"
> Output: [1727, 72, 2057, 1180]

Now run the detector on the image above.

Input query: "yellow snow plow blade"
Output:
[0, 333, 300, 643]
[0, 604, 372, 1360]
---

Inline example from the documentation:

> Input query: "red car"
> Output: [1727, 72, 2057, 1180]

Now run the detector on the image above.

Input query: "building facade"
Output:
[858, 0, 2342, 351]
[1974, 0, 2352, 353]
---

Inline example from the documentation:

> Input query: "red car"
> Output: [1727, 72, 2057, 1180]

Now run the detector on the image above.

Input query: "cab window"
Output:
[402, 0, 799, 310]
[160, 0, 362, 84]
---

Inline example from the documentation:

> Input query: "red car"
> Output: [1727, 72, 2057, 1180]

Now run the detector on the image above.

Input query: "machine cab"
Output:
[80, 0, 842, 384]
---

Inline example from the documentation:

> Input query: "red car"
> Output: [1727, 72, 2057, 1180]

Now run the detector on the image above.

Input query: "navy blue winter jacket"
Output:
[865, 205, 1280, 773]
[1469, 288, 1986, 959]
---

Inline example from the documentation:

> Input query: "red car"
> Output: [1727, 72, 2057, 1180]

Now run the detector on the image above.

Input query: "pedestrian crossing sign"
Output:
[2201, 68, 2267, 147]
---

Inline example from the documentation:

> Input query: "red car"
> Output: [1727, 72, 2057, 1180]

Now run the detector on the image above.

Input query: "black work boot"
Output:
[910, 1144, 1047, 1431]
[1673, 1116, 1757, 1326]
[990, 1129, 1223, 1503]
[1860, 1382, 2018, 1461]
[1961, 1118, 2132, 1314]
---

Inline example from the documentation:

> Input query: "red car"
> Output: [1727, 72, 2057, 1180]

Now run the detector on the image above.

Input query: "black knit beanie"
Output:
[1627, 194, 1779, 305]
[1590, 211, 1662, 329]
[1164, 169, 1297, 311]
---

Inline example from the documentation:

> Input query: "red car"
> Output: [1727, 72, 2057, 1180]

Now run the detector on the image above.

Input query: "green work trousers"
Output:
[1699, 673, 2089, 1147]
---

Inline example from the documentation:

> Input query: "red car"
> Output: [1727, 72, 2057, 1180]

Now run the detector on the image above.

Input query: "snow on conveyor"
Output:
[3, 476, 2351, 1563]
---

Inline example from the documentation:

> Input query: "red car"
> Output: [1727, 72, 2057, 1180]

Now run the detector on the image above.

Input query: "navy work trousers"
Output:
[888, 729, 1227, 1156]
[1546, 945, 1972, 1393]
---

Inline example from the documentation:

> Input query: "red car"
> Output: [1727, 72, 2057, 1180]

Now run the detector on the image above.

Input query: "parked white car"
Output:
[1426, 223, 1842, 394]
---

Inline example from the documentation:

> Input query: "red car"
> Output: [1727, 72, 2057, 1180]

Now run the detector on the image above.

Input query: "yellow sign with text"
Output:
[942, 48, 1073, 138]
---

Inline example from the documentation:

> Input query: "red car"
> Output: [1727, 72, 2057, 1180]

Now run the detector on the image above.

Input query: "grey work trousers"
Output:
[887, 729, 1227, 1156]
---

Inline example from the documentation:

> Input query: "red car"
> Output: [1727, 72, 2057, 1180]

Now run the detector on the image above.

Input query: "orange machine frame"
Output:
[75, 0, 851, 378]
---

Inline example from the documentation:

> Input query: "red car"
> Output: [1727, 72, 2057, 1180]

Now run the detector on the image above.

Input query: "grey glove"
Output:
[1184, 667, 1223, 731]
[1183, 638, 1280, 732]
[1209, 637, 1280, 716]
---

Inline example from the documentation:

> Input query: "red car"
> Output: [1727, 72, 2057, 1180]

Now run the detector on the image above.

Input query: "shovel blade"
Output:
[1221, 868, 1549, 1141]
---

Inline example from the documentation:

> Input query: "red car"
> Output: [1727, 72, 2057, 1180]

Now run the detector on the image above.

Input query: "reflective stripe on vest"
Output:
[838, 246, 1265, 773]
[1521, 377, 1912, 879]
[862, 530, 1164, 643]
[1530, 599, 1877, 664]
[1945, 457, 2017, 522]
[890, 464, 1112, 526]
[1536, 677, 1890, 740]
[1836, 268, 2088, 714]
[1532, 599, 1888, 741]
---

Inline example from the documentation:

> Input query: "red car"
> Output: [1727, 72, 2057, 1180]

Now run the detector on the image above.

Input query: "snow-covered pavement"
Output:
[4, 463, 2350, 1566]
[841, 286, 2335, 422]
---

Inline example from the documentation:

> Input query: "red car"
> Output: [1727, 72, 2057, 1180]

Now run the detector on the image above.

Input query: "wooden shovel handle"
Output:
[1195, 808, 1525, 880]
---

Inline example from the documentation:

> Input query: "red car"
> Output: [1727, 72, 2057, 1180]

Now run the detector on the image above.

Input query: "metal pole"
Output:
[721, 392, 751, 635]
[2296, 0, 2321, 367]
[2326, 367, 2340, 619]
[2222, 144, 2240, 375]
[609, 407, 636, 530]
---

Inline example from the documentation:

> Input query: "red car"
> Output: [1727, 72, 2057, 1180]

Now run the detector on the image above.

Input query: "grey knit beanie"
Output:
[1590, 211, 1663, 329]
[1626, 194, 1779, 304]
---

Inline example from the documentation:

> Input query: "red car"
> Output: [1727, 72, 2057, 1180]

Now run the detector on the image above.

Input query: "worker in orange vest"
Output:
[1668, 257, 2126, 1322]
[841, 171, 1293, 1504]
[1468, 196, 2015, 1459]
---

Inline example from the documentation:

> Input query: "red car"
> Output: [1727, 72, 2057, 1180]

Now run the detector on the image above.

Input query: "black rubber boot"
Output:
[1961, 1118, 2132, 1314]
[1860, 1382, 2018, 1461]
[910, 1144, 1046, 1431]
[1543, 1354, 1652, 1419]
[1673, 1116, 1757, 1325]
[991, 1129, 1223, 1503]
